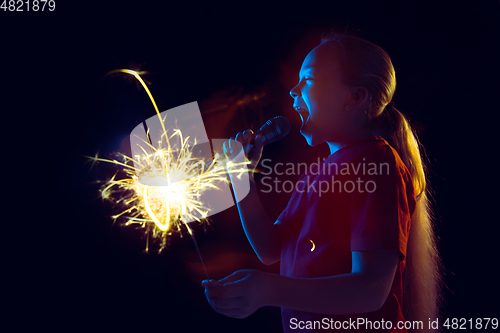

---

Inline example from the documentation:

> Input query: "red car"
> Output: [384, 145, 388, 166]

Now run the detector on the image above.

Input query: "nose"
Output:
[289, 83, 300, 98]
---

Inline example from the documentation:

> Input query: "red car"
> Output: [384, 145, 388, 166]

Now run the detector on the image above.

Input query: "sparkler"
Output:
[91, 70, 250, 274]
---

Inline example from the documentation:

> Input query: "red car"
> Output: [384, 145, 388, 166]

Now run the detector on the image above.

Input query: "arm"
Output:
[203, 250, 399, 318]
[233, 174, 282, 265]
[265, 250, 399, 314]
[225, 130, 281, 265]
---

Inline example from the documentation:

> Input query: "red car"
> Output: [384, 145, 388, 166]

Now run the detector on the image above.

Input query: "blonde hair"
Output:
[320, 33, 442, 331]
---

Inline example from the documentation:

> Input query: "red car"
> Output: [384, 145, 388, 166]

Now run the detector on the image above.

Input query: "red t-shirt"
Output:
[277, 136, 416, 332]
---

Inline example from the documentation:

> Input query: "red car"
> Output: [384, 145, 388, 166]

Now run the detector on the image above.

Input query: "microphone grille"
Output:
[259, 116, 291, 145]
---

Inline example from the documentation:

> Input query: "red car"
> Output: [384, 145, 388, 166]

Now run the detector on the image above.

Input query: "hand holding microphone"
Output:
[224, 129, 264, 172]
[222, 116, 291, 172]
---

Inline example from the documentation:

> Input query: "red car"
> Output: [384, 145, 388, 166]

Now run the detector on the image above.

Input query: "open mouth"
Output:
[296, 107, 310, 127]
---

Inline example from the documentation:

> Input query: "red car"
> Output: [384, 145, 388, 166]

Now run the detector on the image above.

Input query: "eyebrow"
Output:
[301, 65, 316, 71]
[300, 66, 316, 74]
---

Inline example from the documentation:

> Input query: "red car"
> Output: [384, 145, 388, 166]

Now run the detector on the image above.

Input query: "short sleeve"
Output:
[277, 206, 289, 225]
[275, 170, 310, 227]
[349, 147, 415, 260]
[275, 214, 286, 227]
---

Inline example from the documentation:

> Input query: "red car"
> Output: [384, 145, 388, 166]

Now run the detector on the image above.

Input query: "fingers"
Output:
[238, 129, 254, 144]
[253, 134, 264, 150]
[202, 271, 248, 312]
[222, 136, 239, 155]
[202, 270, 262, 319]
[250, 134, 264, 157]
[223, 129, 256, 156]
[217, 269, 249, 284]
[204, 291, 243, 310]
[246, 133, 264, 169]
[202, 280, 244, 316]
[202, 279, 242, 299]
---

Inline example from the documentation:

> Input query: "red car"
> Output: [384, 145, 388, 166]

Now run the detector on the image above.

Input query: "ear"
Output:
[348, 86, 370, 108]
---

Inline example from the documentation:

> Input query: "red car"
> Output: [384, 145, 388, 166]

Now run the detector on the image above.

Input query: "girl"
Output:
[203, 33, 441, 332]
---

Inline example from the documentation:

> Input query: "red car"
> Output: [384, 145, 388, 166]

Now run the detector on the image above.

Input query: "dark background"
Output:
[3, 1, 499, 332]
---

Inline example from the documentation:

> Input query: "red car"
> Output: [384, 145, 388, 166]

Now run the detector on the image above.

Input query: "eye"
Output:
[296, 77, 313, 87]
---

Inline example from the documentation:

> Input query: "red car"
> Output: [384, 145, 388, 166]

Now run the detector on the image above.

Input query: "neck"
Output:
[327, 142, 342, 155]
[326, 126, 380, 155]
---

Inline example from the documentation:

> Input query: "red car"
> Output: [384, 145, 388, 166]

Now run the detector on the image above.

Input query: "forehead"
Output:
[300, 42, 343, 75]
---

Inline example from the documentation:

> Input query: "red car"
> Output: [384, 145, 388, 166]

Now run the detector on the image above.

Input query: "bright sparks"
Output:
[91, 69, 250, 252]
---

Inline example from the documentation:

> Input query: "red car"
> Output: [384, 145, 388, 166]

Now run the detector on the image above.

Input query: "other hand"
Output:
[202, 269, 270, 319]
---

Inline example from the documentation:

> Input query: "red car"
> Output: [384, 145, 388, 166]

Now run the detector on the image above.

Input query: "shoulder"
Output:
[355, 136, 398, 163]
[327, 136, 395, 164]
[352, 136, 410, 179]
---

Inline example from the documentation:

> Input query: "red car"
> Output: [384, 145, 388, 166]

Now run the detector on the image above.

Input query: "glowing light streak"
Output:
[309, 239, 315, 252]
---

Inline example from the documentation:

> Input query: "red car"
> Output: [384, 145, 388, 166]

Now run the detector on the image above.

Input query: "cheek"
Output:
[307, 84, 326, 103]
[309, 93, 338, 123]
[306, 88, 329, 114]
[309, 82, 344, 110]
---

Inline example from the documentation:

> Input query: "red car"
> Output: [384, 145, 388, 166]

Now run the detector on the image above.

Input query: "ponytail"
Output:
[383, 104, 442, 332]
[320, 34, 443, 332]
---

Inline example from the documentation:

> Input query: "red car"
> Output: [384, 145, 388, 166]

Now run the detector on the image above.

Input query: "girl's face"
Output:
[290, 43, 358, 148]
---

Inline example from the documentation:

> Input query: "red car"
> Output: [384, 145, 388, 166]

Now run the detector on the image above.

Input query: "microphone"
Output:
[251, 116, 291, 146]
[208, 116, 291, 168]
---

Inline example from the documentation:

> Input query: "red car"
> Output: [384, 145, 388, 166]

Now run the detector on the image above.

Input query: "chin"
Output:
[301, 132, 323, 147]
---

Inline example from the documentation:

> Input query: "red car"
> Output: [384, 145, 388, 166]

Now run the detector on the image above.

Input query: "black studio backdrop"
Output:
[5, 1, 498, 331]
